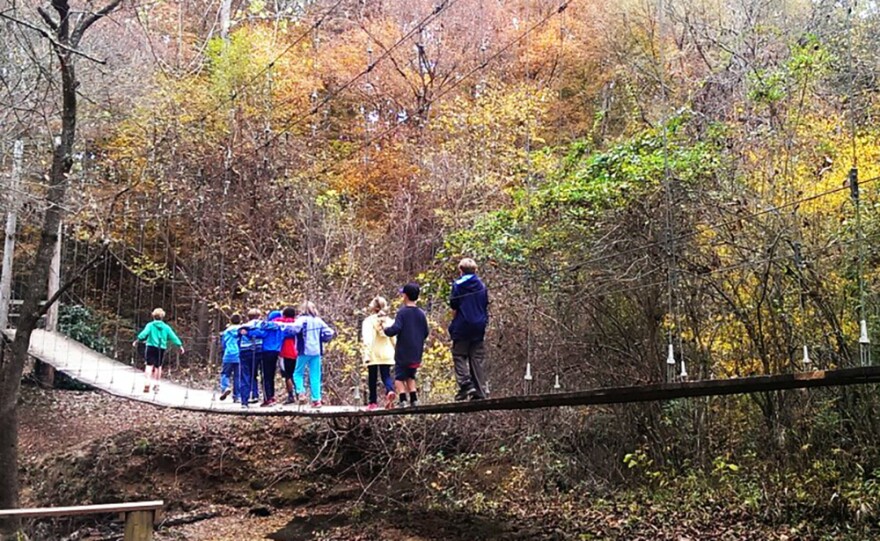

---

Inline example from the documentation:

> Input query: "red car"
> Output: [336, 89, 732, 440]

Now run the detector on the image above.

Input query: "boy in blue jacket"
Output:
[219, 313, 243, 402]
[258, 310, 285, 407]
[448, 258, 489, 401]
[238, 309, 264, 409]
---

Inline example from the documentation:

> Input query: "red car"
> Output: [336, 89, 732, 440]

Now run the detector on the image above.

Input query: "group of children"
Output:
[214, 282, 428, 410]
[218, 302, 334, 409]
[133, 275, 463, 411]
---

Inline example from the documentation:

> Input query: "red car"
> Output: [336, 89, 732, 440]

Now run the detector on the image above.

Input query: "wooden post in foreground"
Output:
[0, 500, 162, 541]
[124, 509, 155, 541]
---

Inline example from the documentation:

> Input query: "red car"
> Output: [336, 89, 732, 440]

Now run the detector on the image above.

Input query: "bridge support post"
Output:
[0, 140, 23, 330]
[45, 221, 62, 332]
[123, 509, 155, 541]
[34, 361, 55, 388]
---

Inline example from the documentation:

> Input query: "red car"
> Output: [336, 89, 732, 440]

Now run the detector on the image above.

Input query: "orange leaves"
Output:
[332, 141, 418, 218]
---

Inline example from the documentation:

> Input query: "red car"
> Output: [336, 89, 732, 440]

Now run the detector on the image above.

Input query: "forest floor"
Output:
[15, 380, 878, 540]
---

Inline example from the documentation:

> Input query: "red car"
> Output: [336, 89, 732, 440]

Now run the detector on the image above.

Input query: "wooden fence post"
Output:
[123, 509, 154, 541]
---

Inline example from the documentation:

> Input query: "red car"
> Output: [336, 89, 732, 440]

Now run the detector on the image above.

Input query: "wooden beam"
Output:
[0, 500, 164, 519]
[156, 366, 880, 418]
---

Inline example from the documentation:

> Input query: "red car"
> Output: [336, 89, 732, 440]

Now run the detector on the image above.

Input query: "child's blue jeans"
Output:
[220, 361, 240, 401]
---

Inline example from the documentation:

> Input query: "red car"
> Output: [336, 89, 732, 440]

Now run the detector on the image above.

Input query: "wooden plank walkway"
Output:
[5, 330, 880, 418]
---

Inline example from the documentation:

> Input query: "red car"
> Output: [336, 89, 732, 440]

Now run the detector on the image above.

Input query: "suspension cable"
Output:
[845, 0, 869, 365]
[656, 0, 685, 381]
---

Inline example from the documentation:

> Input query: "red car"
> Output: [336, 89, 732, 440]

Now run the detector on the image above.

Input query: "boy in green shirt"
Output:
[133, 307, 184, 392]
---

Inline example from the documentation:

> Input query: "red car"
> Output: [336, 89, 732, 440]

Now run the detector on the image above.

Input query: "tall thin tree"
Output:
[0, 0, 121, 534]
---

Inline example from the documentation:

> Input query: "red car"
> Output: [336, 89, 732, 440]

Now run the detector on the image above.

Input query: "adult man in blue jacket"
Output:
[448, 258, 489, 401]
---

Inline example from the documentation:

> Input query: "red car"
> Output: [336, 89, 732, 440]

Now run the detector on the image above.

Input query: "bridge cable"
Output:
[845, 0, 870, 365]
[657, 0, 685, 382]
[522, 0, 536, 395]
[552, 0, 567, 393]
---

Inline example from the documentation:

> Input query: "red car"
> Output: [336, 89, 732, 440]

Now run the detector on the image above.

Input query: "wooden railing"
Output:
[0, 500, 163, 541]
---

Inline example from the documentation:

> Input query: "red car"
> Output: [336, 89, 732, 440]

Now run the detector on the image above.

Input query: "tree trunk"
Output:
[0, 337, 16, 527]
[0, 2, 120, 534]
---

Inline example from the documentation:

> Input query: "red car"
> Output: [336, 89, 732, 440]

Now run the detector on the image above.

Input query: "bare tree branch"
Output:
[72, 0, 123, 44]
[36, 241, 110, 320]
[36, 7, 58, 30]
[0, 12, 108, 64]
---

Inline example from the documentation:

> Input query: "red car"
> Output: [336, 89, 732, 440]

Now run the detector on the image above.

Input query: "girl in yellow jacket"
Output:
[362, 296, 396, 410]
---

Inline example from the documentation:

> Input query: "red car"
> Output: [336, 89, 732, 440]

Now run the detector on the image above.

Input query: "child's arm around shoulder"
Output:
[320, 318, 335, 342]
[383, 311, 403, 337]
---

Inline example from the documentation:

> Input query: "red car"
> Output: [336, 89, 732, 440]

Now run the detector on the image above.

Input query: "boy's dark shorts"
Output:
[145, 346, 166, 368]
[281, 357, 296, 379]
[394, 365, 419, 381]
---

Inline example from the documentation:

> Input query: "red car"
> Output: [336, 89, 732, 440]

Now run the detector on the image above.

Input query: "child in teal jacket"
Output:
[133, 307, 184, 393]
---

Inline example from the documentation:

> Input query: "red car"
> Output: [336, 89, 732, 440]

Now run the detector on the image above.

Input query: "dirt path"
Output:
[18, 384, 299, 539]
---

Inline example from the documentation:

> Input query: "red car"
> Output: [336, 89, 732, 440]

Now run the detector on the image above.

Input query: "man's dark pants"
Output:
[452, 339, 486, 398]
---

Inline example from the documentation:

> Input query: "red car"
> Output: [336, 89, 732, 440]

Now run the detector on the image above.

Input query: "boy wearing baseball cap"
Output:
[383, 282, 430, 407]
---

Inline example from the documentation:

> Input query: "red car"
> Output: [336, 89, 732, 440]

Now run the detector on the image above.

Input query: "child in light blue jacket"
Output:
[219, 313, 244, 402]
[284, 301, 334, 408]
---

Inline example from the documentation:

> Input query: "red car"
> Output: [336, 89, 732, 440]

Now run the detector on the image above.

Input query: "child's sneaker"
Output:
[311, 400, 322, 409]
[220, 389, 231, 401]
[410, 399, 420, 408]
[143, 385, 150, 393]
[241, 403, 249, 410]
[284, 395, 296, 405]
[298, 393, 309, 405]
[152, 384, 160, 392]
[385, 391, 396, 410]
[366, 403, 379, 411]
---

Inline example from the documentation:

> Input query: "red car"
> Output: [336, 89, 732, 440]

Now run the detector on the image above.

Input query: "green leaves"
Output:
[59, 304, 111, 354]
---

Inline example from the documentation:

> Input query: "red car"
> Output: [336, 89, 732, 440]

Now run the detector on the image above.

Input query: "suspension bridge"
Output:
[5, 328, 880, 418]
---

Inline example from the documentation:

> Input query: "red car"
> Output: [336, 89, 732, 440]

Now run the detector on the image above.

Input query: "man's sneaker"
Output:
[249, 397, 260, 404]
[470, 394, 485, 400]
[454, 386, 476, 402]
[241, 403, 249, 410]
[366, 403, 379, 411]
[220, 389, 231, 401]
[385, 391, 396, 409]
[284, 395, 296, 405]
[311, 400, 322, 409]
